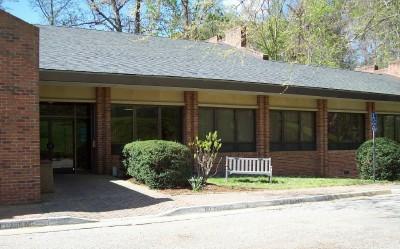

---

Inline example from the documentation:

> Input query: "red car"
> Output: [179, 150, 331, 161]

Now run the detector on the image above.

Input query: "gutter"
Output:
[39, 69, 400, 102]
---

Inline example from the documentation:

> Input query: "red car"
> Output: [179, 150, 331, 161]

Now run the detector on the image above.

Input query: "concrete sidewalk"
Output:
[0, 174, 395, 226]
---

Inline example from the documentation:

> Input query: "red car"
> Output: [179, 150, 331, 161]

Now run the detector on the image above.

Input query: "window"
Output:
[270, 110, 316, 151]
[377, 114, 400, 142]
[328, 112, 365, 150]
[111, 105, 182, 154]
[199, 108, 255, 152]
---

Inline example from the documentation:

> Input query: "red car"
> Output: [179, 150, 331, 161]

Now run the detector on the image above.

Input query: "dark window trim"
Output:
[328, 112, 365, 150]
[200, 107, 256, 152]
[111, 104, 183, 154]
[377, 114, 400, 142]
[270, 110, 317, 152]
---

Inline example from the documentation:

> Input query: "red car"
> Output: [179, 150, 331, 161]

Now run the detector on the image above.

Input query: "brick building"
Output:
[2, 10, 400, 204]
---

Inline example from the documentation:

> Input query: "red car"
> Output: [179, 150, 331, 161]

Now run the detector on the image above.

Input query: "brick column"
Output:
[365, 102, 375, 140]
[95, 87, 112, 174]
[183, 91, 198, 145]
[256, 95, 269, 157]
[0, 11, 40, 204]
[317, 99, 328, 177]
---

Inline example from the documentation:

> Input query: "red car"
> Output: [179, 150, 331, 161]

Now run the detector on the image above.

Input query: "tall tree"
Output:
[348, 0, 400, 67]
[30, 0, 83, 26]
[87, 0, 133, 32]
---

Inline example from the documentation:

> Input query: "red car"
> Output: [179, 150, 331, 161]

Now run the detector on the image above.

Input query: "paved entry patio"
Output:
[0, 174, 393, 221]
[0, 174, 177, 220]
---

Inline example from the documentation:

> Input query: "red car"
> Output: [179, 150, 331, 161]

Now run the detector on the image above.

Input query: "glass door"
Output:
[40, 118, 74, 172]
[40, 103, 92, 173]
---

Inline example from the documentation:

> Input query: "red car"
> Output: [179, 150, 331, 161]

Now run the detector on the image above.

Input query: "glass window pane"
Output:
[328, 112, 365, 150]
[236, 109, 254, 143]
[384, 115, 395, 140]
[270, 111, 282, 143]
[40, 103, 74, 116]
[199, 108, 214, 138]
[111, 105, 133, 145]
[215, 109, 235, 143]
[300, 112, 314, 143]
[136, 107, 158, 140]
[283, 111, 299, 143]
[161, 107, 182, 142]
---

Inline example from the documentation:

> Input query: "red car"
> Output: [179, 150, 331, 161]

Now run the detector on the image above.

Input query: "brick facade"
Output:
[183, 91, 198, 145]
[327, 150, 358, 177]
[95, 87, 112, 174]
[365, 102, 375, 140]
[0, 11, 40, 204]
[317, 99, 328, 176]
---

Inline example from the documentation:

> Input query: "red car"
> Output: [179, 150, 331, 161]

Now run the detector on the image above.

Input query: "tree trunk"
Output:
[110, 0, 123, 32]
[181, 0, 190, 38]
[134, 0, 141, 34]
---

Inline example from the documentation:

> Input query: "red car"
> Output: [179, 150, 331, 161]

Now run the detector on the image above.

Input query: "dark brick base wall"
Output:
[327, 150, 358, 177]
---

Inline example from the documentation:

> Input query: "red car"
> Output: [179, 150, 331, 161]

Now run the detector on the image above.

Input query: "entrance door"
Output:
[40, 103, 92, 173]
[41, 118, 74, 172]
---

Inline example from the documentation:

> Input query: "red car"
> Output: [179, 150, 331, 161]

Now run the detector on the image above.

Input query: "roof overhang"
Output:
[39, 69, 400, 102]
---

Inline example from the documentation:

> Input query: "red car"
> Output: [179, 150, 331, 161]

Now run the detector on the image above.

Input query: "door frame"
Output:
[40, 102, 94, 173]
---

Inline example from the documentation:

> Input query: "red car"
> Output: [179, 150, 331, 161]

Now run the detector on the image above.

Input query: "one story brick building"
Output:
[1, 10, 400, 204]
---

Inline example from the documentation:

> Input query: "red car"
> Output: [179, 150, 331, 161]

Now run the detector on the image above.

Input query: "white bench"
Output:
[225, 156, 272, 183]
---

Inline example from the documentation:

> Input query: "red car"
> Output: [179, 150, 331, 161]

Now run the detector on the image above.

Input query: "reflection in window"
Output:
[111, 105, 182, 154]
[199, 108, 255, 152]
[328, 112, 365, 150]
[270, 110, 316, 151]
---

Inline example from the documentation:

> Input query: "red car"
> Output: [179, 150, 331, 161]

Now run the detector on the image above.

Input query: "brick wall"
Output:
[327, 150, 358, 177]
[365, 102, 375, 140]
[183, 91, 198, 145]
[269, 151, 320, 176]
[0, 11, 40, 204]
[95, 87, 112, 174]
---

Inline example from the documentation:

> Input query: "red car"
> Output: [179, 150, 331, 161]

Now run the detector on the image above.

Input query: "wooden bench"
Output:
[225, 156, 272, 182]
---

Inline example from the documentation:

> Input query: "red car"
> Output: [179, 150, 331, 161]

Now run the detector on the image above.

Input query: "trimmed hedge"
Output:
[122, 140, 192, 189]
[356, 137, 400, 180]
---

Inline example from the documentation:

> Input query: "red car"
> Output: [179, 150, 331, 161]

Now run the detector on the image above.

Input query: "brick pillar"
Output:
[183, 91, 198, 145]
[317, 99, 328, 177]
[95, 87, 112, 174]
[0, 11, 40, 204]
[365, 102, 375, 140]
[256, 96, 269, 157]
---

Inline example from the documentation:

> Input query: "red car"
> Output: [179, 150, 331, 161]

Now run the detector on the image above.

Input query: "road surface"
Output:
[1, 193, 400, 249]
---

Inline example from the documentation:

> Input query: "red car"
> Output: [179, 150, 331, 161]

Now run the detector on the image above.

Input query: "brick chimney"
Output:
[386, 60, 400, 77]
[207, 26, 247, 49]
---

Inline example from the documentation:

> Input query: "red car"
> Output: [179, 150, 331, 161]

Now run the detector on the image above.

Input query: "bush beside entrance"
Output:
[122, 140, 192, 189]
[356, 137, 400, 181]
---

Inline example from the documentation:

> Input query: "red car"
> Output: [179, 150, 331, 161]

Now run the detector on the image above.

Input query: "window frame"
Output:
[199, 107, 256, 152]
[270, 110, 317, 151]
[328, 112, 365, 150]
[111, 104, 183, 154]
[377, 114, 400, 142]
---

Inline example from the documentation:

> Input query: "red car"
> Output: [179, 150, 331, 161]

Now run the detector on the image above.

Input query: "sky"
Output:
[3, 0, 239, 25]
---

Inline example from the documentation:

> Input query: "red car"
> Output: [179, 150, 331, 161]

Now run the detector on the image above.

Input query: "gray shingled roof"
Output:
[38, 25, 400, 96]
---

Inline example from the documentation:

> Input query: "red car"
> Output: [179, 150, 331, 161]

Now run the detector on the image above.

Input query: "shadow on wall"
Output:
[0, 174, 172, 219]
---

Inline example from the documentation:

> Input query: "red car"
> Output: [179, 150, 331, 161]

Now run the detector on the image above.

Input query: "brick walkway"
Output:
[0, 174, 393, 221]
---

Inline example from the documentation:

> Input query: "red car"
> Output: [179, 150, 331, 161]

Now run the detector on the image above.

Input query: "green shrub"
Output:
[122, 140, 192, 189]
[356, 137, 400, 180]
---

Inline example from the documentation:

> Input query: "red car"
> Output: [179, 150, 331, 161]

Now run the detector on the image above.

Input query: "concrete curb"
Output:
[160, 189, 392, 217]
[0, 216, 97, 230]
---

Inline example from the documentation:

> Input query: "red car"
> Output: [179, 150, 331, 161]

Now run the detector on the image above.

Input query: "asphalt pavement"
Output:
[1, 193, 400, 249]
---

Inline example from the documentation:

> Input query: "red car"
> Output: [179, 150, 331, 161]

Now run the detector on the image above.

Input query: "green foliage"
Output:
[356, 137, 400, 180]
[188, 176, 204, 191]
[122, 140, 192, 189]
[190, 131, 222, 185]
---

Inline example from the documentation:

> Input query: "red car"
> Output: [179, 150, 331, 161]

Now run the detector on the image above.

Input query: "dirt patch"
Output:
[127, 178, 262, 195]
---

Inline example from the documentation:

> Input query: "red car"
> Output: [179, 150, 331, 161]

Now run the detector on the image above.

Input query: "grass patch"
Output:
[207, 176, 385, 190]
